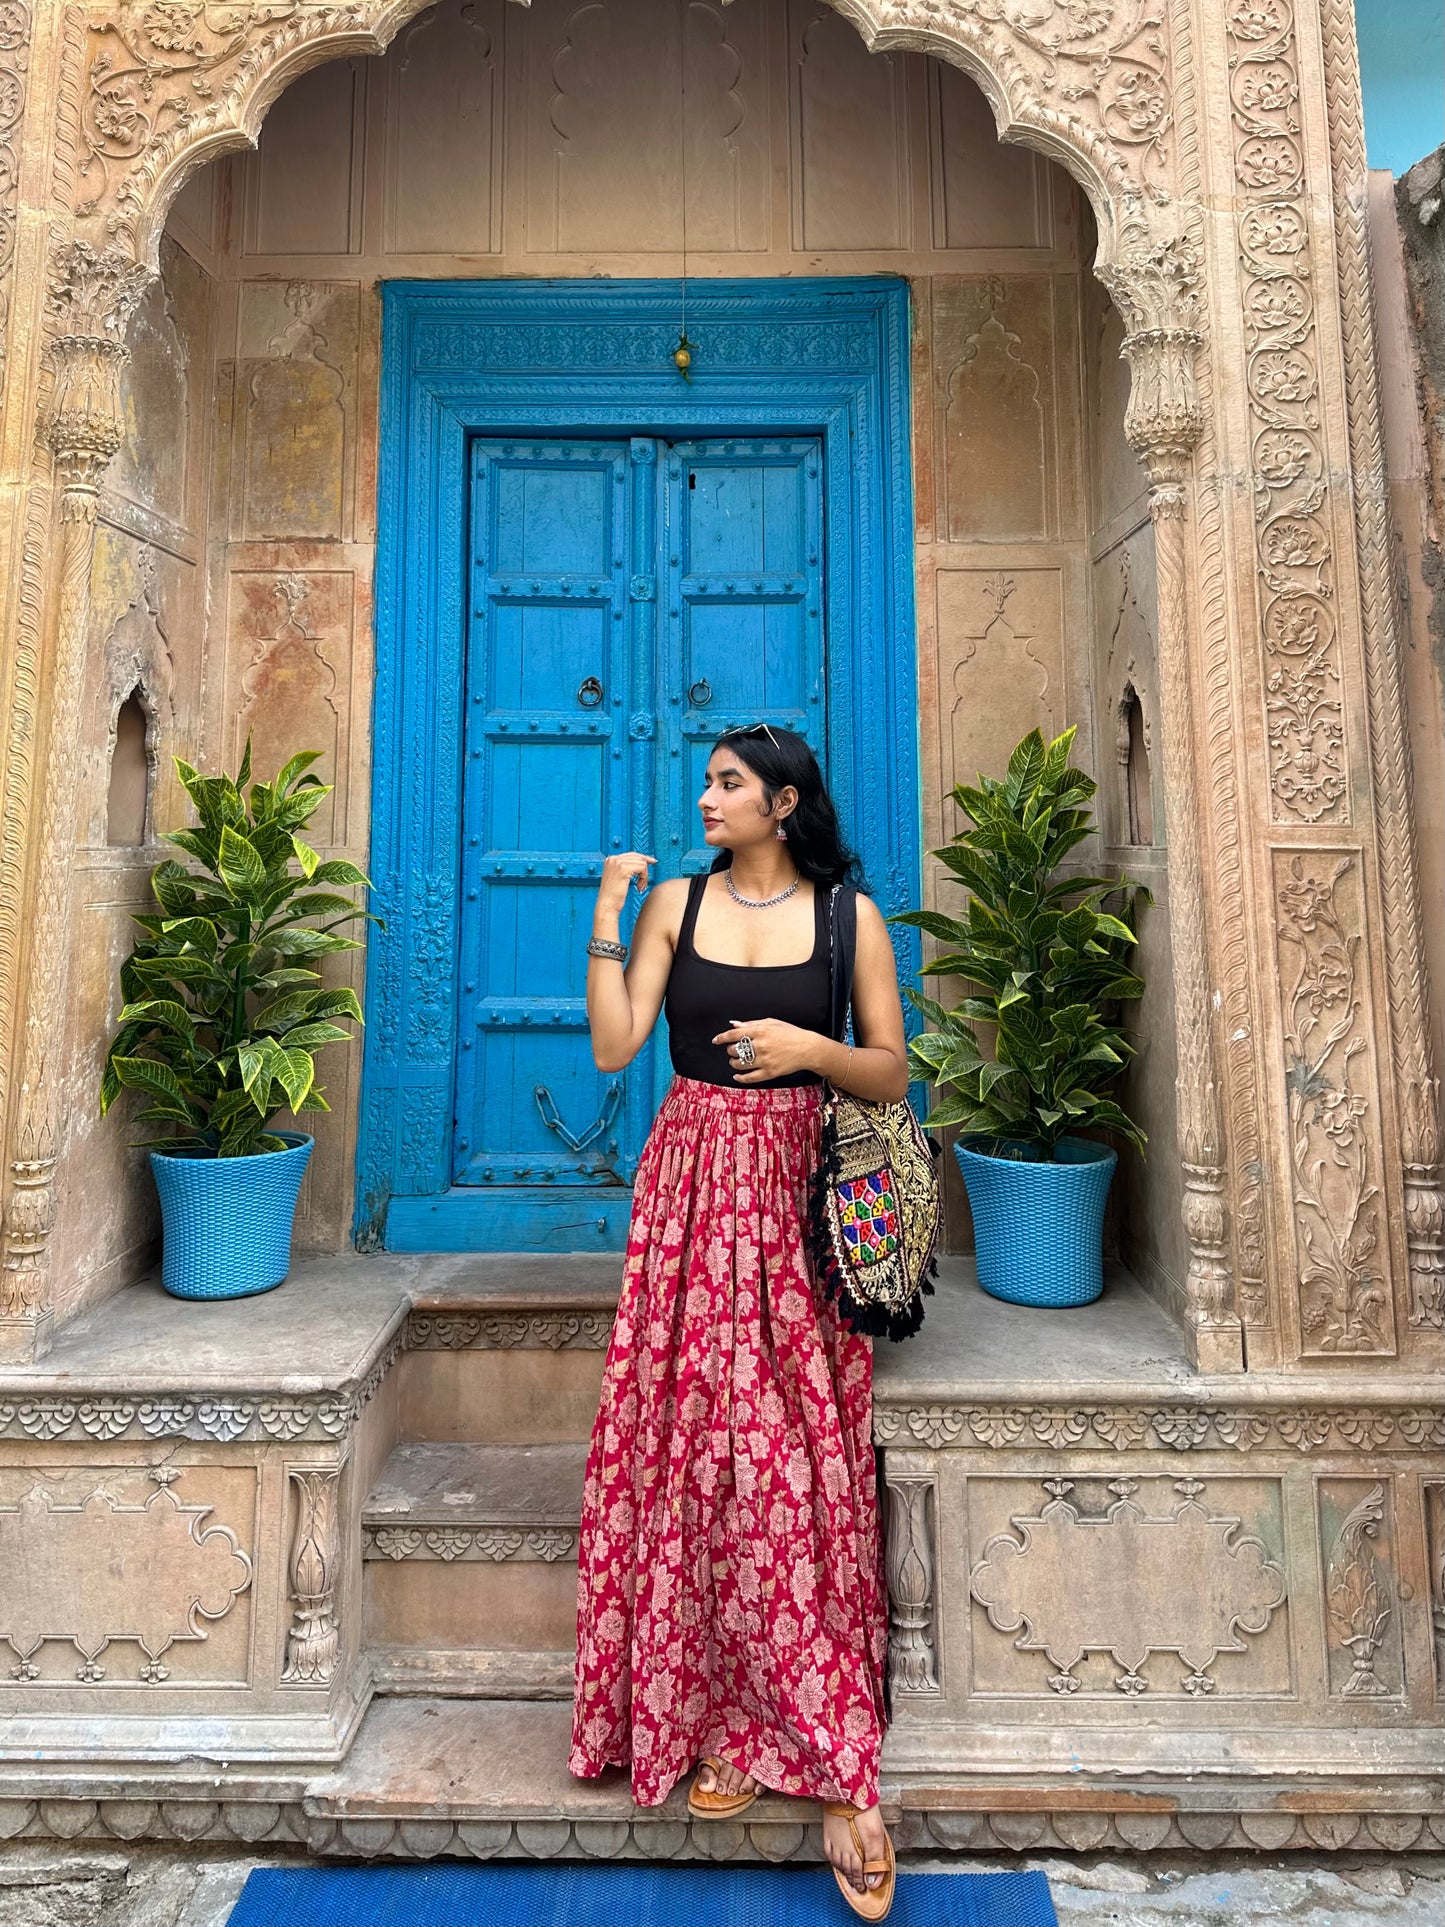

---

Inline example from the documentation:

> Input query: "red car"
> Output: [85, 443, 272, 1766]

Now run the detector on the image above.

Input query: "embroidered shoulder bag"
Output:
[807, 885, 940, 1341]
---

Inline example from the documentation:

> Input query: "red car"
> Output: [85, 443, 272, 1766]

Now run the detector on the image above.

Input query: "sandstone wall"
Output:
[1379, 154, 1445, 1107]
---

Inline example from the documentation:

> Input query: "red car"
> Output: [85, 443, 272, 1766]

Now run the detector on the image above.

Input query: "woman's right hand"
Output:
[596, 852, 656, 917]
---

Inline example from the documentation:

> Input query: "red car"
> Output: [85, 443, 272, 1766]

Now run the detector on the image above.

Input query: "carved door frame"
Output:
[358, 275, 920, 1250]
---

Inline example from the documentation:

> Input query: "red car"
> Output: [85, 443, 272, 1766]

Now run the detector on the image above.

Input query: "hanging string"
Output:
[674, 0, 693, 380]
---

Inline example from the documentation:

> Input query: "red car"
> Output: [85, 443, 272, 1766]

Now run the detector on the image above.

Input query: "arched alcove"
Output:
[1119, 685, 1153, 848]
[107, 0, 1180, 1317]
[106, 689, 152, 848]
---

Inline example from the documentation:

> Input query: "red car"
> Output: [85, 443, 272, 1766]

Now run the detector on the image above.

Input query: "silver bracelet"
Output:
[587, 937, 628, 962]
[837, 1043, 854, 1090]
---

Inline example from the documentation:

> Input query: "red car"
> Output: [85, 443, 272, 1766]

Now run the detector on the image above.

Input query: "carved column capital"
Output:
[1099, 223, 1206, 487]
[42, 241, 150, 499]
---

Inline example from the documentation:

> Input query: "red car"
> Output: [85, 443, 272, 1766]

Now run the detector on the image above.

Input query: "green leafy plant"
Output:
[100, 744, 374, 1158]
[894, 726, 1148, 1159]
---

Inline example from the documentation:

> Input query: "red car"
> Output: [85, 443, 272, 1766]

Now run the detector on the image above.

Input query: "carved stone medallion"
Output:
[970, 1475, 1286, 1697]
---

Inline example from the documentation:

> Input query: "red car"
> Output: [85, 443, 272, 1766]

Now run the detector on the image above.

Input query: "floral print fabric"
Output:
[569, 1076, 888, 1810]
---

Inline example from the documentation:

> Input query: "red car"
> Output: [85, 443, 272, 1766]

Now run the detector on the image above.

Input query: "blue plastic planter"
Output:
[954, 1135, 1117, 1308]
[150, 1132, 314, 1301]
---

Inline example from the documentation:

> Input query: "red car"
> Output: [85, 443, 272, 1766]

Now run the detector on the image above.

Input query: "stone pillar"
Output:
[1315, 0, 1445, 1333]
[0, 240, 148, 1362]
[1201, 0, 1440, 1366]
[1102, 220, 1244, 1375]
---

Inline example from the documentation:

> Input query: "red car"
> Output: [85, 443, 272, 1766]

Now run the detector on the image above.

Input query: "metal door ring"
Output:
[689, 679, 712, 706]
[577, 677, 604, 707]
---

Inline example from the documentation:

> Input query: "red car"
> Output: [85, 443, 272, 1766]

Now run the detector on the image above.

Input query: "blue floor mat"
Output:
[227, 1861, 1057, 1926]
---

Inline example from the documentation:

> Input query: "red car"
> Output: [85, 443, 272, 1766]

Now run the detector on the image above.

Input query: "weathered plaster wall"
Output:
[48, 236, 220, 1326]
[151, 0, 1147, 1261]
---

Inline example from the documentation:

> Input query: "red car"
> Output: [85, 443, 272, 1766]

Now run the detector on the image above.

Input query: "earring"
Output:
[776, 820, 789, 840]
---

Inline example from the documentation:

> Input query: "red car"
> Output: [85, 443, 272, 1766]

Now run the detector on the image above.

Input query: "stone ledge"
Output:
[0, 1258, 415, 1445]
[409, 1256, 624, 1316]
[1, 1800, 1440, 1859]
[871, 1267, 1444, 1411]
[0, 1255, 623, 1443]
[0, 1698, 1439, 1859]
[874, 1401, 1445, 1453]
[10, 1256, 1438, 1452]
[364, 1441, 586, 1538]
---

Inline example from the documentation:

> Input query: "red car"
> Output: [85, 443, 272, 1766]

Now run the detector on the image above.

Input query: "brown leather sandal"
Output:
[686, 1755, 758, 1820]
[822, 1802, 896, 1922]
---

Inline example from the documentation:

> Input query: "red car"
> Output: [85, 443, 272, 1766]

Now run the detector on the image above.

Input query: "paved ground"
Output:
[2, 1842, 1441, 1926]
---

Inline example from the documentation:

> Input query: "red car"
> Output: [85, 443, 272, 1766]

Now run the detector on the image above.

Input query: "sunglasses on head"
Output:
[730, 722, 782, 749]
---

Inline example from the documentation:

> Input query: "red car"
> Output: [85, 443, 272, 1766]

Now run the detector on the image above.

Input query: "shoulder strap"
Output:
[679, 871, 708, 956]
[826, 884, 859, 1043]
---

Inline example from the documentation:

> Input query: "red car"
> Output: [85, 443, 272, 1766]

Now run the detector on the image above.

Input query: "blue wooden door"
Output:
[456, 435, 824, 1212]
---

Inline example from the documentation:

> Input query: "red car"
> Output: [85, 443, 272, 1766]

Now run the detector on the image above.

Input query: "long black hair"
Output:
[707, 725, 864, 889]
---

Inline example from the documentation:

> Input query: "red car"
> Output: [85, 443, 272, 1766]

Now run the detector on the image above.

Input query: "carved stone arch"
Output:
[75, 2, 1206, 482]
[824, 0, 1163, 230]
[79, 1, 1178, 287]
[37, 0, 1224, 1373]
[79, 3, 436, 266]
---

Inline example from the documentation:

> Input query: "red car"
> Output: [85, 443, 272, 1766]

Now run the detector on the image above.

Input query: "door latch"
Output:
[534, 1081, 622, 1153]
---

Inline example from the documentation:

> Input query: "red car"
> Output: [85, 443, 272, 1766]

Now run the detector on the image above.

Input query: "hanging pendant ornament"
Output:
[672, 1, 693, 385]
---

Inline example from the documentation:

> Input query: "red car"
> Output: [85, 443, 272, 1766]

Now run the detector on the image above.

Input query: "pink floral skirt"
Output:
[569, 1076, 888, 1810]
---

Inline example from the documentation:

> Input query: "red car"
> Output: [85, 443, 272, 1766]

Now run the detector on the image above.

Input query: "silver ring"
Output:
[734, 1035, 756, 1067]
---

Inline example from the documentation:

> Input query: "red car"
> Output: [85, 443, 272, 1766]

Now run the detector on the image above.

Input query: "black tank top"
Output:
[665, 872, 831, 1089]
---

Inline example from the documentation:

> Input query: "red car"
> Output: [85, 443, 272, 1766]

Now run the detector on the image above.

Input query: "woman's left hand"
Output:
[713, 1018, 819, 1084]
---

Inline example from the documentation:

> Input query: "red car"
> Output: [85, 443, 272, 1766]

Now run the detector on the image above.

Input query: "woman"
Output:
[568, 724, 908, 1919]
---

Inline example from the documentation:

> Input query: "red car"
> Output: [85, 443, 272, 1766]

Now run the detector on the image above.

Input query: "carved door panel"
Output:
[455, 434, 828, 1217]
[455, 439, 637, 1189]
[664, 438, 827, 874]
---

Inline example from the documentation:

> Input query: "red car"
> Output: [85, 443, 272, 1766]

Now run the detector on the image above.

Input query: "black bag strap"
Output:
[826, 884, 859, 1045]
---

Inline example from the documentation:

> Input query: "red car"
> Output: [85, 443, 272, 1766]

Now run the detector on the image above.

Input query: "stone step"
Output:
[399, 1257, 619, 1445]
[5, 1691, 1439, 1860]
[363, 1441, 587, 1697]
[291, 1699, 1445, 1863]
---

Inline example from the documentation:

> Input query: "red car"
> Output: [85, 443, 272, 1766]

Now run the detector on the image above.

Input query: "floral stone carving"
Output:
[0, 1467, 251, 1683]
[970, 1476, 1286, 1696]
[884, 1477, 940, 1694]
[282, 1467, 341, 1684]
[1227, 0, 1346, 824]
[1323, 1480, 1399, 1698]
[1275, 853, 1390, 1354]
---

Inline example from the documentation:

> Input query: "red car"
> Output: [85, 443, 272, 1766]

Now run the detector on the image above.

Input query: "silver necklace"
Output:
[726, 870, 799, 910]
